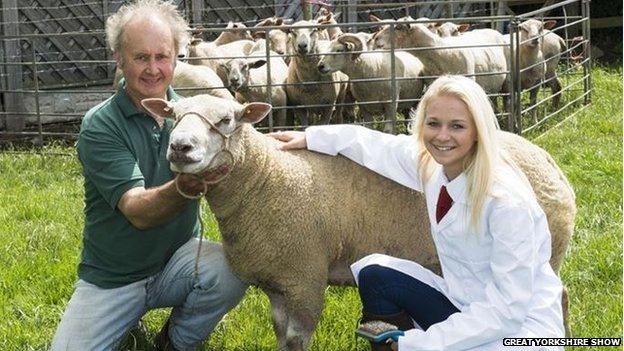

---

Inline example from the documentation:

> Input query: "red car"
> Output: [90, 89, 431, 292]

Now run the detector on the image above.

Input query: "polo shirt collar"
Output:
[114, 78, 180, 119]
[435, 167, 468, 204]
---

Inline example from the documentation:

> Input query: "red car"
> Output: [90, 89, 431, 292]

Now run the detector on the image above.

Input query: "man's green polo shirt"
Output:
[76, 83, 199, 288]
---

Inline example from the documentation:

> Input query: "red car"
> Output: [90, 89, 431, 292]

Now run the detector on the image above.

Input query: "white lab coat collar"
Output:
[433, 167, 468, 205]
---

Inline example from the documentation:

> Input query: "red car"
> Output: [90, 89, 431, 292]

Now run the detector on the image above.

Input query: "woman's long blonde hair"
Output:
[411, 75, 501, 232]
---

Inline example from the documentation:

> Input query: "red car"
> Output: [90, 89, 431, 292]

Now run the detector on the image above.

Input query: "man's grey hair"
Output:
[105, 0, 191, 54]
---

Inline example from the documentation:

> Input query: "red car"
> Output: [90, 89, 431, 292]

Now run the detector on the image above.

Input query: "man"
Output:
[51, 1, 247, 350]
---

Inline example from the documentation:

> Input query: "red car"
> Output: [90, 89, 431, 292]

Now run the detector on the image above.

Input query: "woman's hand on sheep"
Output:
[267, 131, 308, 150]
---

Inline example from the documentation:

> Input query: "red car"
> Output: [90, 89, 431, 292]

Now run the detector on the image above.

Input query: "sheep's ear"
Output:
[543, 20, 557, 30]
[238, 102, 272, 124]
[141, 98, 175, 121]
[458, 24, 470, 33]
[248, 59, 267, 69]
[226, 21, 234, 29]
[275, 18, 284, 26]
[334, 12, 342, 20]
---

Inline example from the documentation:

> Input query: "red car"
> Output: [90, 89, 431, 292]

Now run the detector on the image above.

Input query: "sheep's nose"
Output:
[170, 141, 193, 153]
[317, 63, 325, 72]
[298, 42, 308, 51]
[230, 77, 239, 84]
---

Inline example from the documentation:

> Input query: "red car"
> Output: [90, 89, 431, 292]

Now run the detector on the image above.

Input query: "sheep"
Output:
[285, 20, 349, 126]
[252, 17, 290, 62]
[372, 21, 508, 108]
[112, 60, 234, 101]
[542, 21, 567, 109]
[503, 19, 548, 117]
[221, 50, 289, 127]
[315, 8, 343, 40]
[142, 94, 575, 350]
[435, 22, 470, 37]
[196, 21, 253, 46]
[188, 39, 256, 85]
[317, 33, 424, 133]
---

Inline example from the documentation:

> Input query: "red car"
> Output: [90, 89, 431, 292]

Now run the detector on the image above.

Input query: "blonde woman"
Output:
[269, 75, 564, 350]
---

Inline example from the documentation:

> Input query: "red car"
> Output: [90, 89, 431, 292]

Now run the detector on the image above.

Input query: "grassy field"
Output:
[0, 66, 621, 350]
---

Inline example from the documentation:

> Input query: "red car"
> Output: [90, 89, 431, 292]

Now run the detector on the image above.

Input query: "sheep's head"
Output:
[372, 20, 417, 50]
[253, 17, 289, 55]
[518, 19, 544, 48]
[286, 20, 321, 56]
[436, 22, 469, 37]
[318, 34, 365, 74]
[141, 95, 271, 175]
[222, 58, 267, 91]
[223, 21, 254, 42]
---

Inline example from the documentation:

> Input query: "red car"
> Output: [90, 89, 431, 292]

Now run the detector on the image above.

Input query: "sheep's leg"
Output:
[320, 104, 334, 125]
[286, 108, 295, 128]
[360, 109, 373, 129]
[276, 108, 287, 130]
[529, 85, 540, 123]
[342, 87, 357, 123]
[562, 285, 571, 337]
[299, 109, 310, 128]
[332, 81, 348, 124]
[383, 100, 397, 134]
[547, 76, 562, 110]
[268, 292, 289, 350]
[283, 288, 325, 351]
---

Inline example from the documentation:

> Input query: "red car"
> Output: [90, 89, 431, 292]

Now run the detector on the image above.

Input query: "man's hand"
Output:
[175, 173, 206, 197]
[267, 131, 307, 150]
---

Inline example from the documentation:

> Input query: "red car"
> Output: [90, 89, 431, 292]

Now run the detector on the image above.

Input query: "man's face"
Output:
[116, 17, 176, 107]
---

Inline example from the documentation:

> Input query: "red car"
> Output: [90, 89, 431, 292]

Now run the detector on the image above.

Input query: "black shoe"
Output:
[153, 318, 180, 351]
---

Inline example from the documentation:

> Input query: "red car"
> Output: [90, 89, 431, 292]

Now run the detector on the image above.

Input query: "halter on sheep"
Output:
[141, 98, 270, 199]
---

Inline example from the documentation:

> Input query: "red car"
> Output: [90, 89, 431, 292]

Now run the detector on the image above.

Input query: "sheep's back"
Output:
[498, 131, 576, 272]
[215, 129, 438, 287]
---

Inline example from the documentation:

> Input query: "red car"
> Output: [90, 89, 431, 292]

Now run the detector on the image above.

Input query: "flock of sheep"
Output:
[118, 9, 568, 133]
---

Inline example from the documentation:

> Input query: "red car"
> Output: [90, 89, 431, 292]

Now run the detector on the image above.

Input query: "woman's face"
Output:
[423, 94, 478, 180]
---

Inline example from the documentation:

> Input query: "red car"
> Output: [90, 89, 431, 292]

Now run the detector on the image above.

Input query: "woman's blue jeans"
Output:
[358, 264, 460, 330]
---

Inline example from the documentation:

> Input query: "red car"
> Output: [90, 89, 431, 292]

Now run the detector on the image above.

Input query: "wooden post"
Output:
[2, 0, 25, 132]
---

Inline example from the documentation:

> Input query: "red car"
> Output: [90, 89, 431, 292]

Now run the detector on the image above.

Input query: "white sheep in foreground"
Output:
[112, 61, 234, 100]
[317, 33, 424, 133]
[142, 94, 575, 350]
[373, 21, 508, 107]
[285, 20, 349, 126]
[222, 50, 289, 126]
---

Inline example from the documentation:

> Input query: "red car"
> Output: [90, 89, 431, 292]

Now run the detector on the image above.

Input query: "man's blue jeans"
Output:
[358, 264, 460, 330]
[51, 238, 248, 351]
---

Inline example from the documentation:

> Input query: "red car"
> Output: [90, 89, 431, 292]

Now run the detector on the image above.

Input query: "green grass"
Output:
[0, 66, 621, 350]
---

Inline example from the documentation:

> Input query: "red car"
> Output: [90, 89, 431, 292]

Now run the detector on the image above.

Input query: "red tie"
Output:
[436, 185, 453, 223]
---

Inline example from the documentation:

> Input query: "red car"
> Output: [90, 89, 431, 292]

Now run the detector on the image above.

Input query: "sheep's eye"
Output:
[219, 118, 232, 125]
